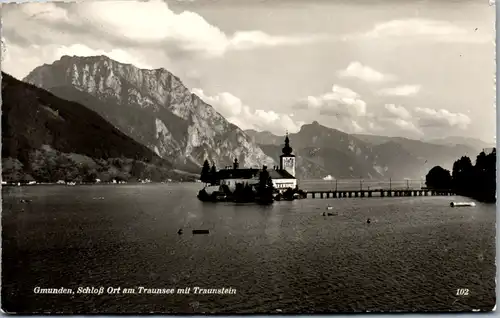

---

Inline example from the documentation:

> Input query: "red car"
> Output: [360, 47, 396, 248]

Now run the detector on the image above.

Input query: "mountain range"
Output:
[23, 55, 274, 173]
[245, 123, 486, 180]
[2, 54, 490, 182]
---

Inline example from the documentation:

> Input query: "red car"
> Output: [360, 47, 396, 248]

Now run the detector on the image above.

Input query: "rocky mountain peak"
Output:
[24, 55, 275, 171]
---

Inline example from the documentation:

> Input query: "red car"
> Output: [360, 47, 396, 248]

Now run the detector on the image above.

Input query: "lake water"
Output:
[2, 183, 496, 313]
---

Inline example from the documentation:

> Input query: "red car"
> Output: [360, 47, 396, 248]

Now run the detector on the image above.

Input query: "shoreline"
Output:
[1, 180, 201, 187]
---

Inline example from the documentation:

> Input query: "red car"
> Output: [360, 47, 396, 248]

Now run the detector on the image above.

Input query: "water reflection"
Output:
[264, 205, 283, 244]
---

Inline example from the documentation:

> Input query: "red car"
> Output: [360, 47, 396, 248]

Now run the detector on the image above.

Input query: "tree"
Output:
[210, 164, 217, 185]
[426, 148, 496, 203]
[131, 160, 147, 179]
[200, 159, 210, 183]
[112, 158, 124, 169]
[80, 163, 98, 183]
[473, 149, 496, 202]
[259, 165, 270, 191]
[452, 156, 474, 195]
[475, 151, 487, 172]
[425, 166, 451, 189]
[267, 174, 274, 190]
[257, 165, 274, 203]
[2, 158, 25, 182]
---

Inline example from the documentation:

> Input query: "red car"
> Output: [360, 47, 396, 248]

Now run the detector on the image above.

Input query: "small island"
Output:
[197, 133, 307, 204]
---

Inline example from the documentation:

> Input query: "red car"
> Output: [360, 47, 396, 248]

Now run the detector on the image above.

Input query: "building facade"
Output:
[216, 133, 297, 192]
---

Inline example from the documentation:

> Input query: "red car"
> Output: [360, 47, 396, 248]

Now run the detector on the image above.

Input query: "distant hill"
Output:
[245, 123, 479, 180]
[1, 72, 188, 183]
[351, 134, 400, 146]
[426, 136, 494, 150]
[353, 133, 488, 152]
[245, 129, 283, 145]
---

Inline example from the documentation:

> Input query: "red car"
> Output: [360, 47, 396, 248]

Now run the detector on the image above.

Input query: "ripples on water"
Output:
[2, 183, 496, 313]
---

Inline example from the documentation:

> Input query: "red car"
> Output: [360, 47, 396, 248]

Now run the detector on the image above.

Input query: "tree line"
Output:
[425, 148, 496, 203]
[2, 147, 191, 183]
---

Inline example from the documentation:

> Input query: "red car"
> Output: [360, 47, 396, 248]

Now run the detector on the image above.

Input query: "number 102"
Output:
[456, 288, 469, 296]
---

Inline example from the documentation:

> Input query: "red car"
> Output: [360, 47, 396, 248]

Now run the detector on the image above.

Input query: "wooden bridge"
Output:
[297, 179, 454, 199]
[306, 189, 454, 199]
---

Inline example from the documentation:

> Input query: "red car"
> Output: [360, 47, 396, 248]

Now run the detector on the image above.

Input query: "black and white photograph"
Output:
[0, 0, 496, 314]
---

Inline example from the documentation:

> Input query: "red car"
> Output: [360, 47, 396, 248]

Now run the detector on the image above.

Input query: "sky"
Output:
[1, 0, 496, 142]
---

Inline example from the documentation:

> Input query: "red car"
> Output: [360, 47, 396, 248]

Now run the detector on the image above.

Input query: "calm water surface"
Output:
[2, 183, 496, 313]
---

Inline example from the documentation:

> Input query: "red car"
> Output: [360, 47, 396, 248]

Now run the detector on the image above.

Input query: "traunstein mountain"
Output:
[24, 55, 274, 172]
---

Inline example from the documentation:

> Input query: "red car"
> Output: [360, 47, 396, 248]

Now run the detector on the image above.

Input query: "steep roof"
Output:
[269, 169, 295, 179]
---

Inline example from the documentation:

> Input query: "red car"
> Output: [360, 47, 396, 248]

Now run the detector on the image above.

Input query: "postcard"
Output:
[1, 0, 496, 314]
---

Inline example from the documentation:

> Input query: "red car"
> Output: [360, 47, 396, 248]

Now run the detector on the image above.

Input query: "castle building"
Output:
[216, 132, 297, 192]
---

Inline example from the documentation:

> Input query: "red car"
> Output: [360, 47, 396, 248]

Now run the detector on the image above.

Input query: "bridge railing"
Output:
[297, 179, 425, 191]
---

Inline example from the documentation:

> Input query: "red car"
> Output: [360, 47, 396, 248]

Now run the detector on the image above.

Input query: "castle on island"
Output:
[215, 133, 297, 192]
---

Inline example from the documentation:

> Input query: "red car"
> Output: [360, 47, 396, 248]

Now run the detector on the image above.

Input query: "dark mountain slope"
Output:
[1, 72, 181, 182]
[2, 72, 165, 163]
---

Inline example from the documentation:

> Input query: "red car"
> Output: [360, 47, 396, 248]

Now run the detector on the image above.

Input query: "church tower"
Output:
[279, 131, 296, 177]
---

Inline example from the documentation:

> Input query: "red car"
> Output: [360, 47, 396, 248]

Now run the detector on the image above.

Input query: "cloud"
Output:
[293, 84, 471, 137]
[18, 2, 72, 24]
[377, 104, 470, 136]
[363, 106, 423, 137]
[378, 117, 423, 136]
[55, 44, 155, 70]
[414, 107, 471, 130]
[378, 85, 421, 96]
[338, 62, 395, 83]
[229, 31, 330, 51]
[191, 89, 243, 117]
[192, 88, 304, 135]
[363, 19, 492, 43]
[293, 85, 369, 134]
[384, 104, 412, 120]
[296, 85, 367, 118]
[1, 38, 160, 79]
[3, 1, 329, 60]
[1, 1, 333, 79]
